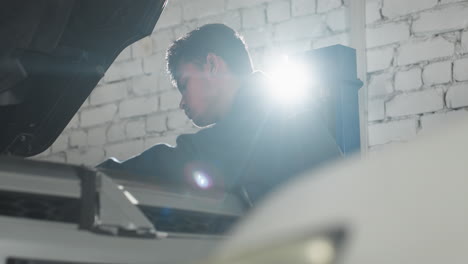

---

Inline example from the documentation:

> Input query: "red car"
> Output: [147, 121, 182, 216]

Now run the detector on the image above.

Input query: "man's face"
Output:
[176, 62, 218, 127]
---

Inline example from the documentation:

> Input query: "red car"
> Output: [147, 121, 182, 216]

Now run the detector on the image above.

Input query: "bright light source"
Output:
[193, 171, 212, 189]
[266, 56, 312, 106]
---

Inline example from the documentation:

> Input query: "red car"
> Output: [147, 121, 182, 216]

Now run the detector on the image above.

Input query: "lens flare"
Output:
[193, 171, 212, 189]
[266, 56, 314, 106]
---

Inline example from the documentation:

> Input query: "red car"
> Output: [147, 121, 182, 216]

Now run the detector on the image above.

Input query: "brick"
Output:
[167, 111, 189, 130]
[397, 37, 454, 66]
[368, 72, 394, 98]
[155, 2, 182, 29]
[107, 122, 126, 143]
[51, 134, 69, 153]
[105, 140, 144, 161]
[132, 37, 153, 58]
[173, 22, 198, 38]
[81, 104, 117, 127]
[267, 1, 291, 23]
[366, 22, 410, 48]
[317, 0, 342, 13]
[182, 0, 225, 21]
[104, 59, 143, 82]
[368, 118, 418, 145]
[143, 52, 166, 74]
[114, 46, 132, 63]
[413, 4, 468, 34]
[67, 148, 105, 166]
[132, 74, 158, 96]
[446, 83, 468, 108]
[395, 67, 422, 91]
[367, 46, 394, 72]
[88, 126, 107, 146]
[65, 115, 79, 130]
[242, 6, 266, 29]
[226, 0, 275, 10]
[144, 134, 178, 148]
[292, 0, 316, 17]
[386, 88, 444, 117]
[422, 61, 452, 86]
[242, 28, 272, 48]
[274, 15, 324, 42]
[196, 11, 242, 31]
[312, 33, 349, 49]
[90, 81, 128, 106]
[454, 58, 468, 82]
[126, 120, 146, 139]
[147, 114, 167, 132]
[462, 31, 468, 54]
[119, 96, 159, 118]
[160, 90, 181, 111]
[366, 0, 382, 24]
[70, 130, 87, 147]
[420, 109, 468, 134]
[152, 29, 175, 53]
[368, 99, 385, 121]
[326, 8, 348, 32]
[382, 0, 437, 18]
[159, 74, 175, 92]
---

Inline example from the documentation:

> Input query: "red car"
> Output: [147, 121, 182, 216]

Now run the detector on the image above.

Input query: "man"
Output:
[99, 24, 341, 203]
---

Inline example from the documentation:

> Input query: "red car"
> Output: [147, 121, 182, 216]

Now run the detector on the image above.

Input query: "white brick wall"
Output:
[453, 58, 468, 82]
[291, 0, 316, 17]
[366, 0, 381, 24]
[242, 6, 267, 29]
[267, 1, 291, 23]
[368, 72, 394, 98]
[182, 0, 225, 21]
[36, 0, 468, 165]
[397, 37, 454, 66]
[316, 0, 342, 13]
[368, 99, 385, 121]
[386, 88, 444, 117]
[90, 82, 128, 106]
[366, 22, 410, 48]
[274, 15, 324, 41]
[381, 0, 437, 18]
[367, 46, 394, 72]
[446, 83, 468, 108]
[394, 67, 422, 91]
[462, 31, 468, 53]
[412, 4, 468, 34]
[368, 118, 418, 146]
[420, 109, 468, 134]
[81, 104, 117, 127]
[326, 8, 348, 32]
[422, 61, 452, 86]
[119, 96, 159, 118]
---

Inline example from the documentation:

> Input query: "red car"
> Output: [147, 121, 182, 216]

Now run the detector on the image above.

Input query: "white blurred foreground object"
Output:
[208, 117, 468, 264]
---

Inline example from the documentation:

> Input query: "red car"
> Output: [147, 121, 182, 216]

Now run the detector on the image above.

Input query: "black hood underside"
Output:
[0, 0, 167, 156]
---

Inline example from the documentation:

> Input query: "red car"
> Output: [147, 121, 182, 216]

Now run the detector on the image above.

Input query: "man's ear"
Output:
[206, 53, 220, 75]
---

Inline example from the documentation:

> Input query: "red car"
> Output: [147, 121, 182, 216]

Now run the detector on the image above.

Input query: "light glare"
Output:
[193, 171, 211, 189]
[267, 56, 311, 106]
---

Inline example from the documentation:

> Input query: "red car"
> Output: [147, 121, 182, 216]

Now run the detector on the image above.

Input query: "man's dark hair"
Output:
[166, 23, 253, 85]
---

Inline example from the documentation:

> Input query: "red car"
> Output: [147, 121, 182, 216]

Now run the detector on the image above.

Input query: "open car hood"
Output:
[0, 0, 167, 157]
